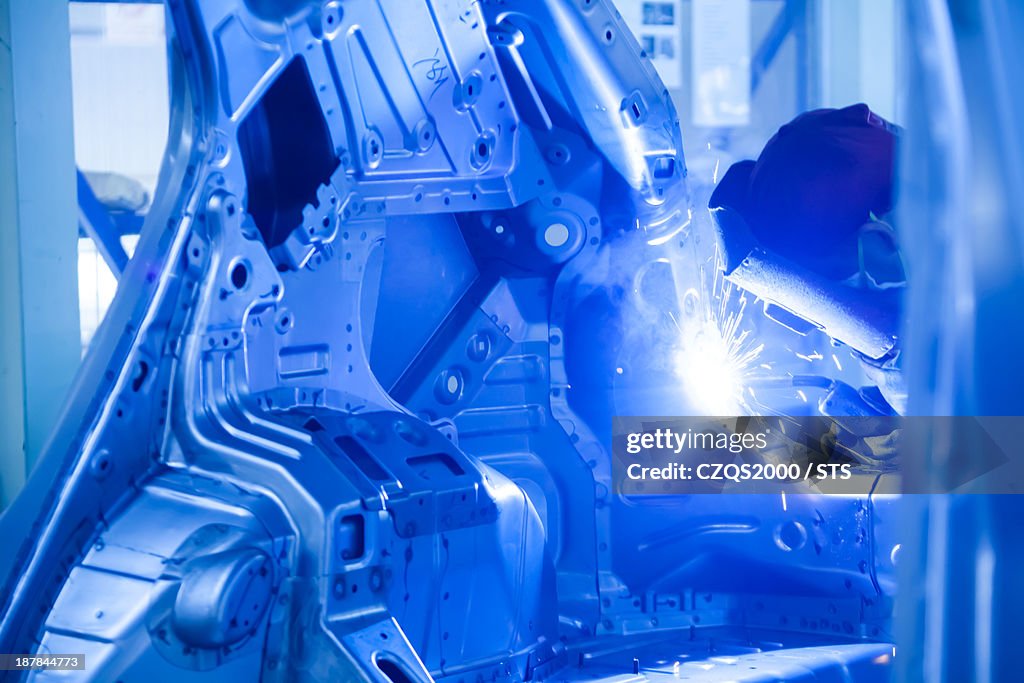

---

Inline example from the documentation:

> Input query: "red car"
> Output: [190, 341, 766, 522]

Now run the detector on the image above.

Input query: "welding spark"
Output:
[671, 254, 765, 415]
[659, 205, 849, 414]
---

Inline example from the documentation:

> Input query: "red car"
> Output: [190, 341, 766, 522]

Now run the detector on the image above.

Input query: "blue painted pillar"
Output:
[0, 0, 81, 507]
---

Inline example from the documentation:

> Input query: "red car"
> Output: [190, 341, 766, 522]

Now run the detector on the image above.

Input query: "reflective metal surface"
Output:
[0, 2, 906, 681]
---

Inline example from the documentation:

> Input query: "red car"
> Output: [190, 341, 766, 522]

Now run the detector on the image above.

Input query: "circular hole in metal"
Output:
[456, 73, 484, 109]
[544, 223, 570, 248]
[470, 133, 494, 170]
[434, 368, 465, 404]
[364, 130, 384, 167]
[275, 309, 293, 334]
[775, 520, 808, 552]
[230, 261, 249, 289]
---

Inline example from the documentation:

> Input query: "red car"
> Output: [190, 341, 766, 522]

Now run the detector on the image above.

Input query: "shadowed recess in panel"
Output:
[238, 57, 338, 248]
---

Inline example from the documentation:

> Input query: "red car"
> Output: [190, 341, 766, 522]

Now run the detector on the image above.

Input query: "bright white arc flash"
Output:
[675, 325, 745, 415]
[670, 253, 765, 416]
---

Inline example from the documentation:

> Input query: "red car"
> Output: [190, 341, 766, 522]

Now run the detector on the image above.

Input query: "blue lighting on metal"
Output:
[7, 1, 1024, 681]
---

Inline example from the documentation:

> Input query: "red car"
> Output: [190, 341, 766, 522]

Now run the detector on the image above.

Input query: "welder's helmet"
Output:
[709, 104, 903, 362]
[734, 103, 899, 279]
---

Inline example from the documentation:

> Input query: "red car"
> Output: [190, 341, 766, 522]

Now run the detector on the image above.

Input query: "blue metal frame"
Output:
[76, 169, 131, 277]
[0, 2, 921, 682]
[751, 0, 817, 115]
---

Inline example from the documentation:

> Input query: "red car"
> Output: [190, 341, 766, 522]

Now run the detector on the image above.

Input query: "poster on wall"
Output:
[619, 0, 683, 90]
[692, 0, 751, 127]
